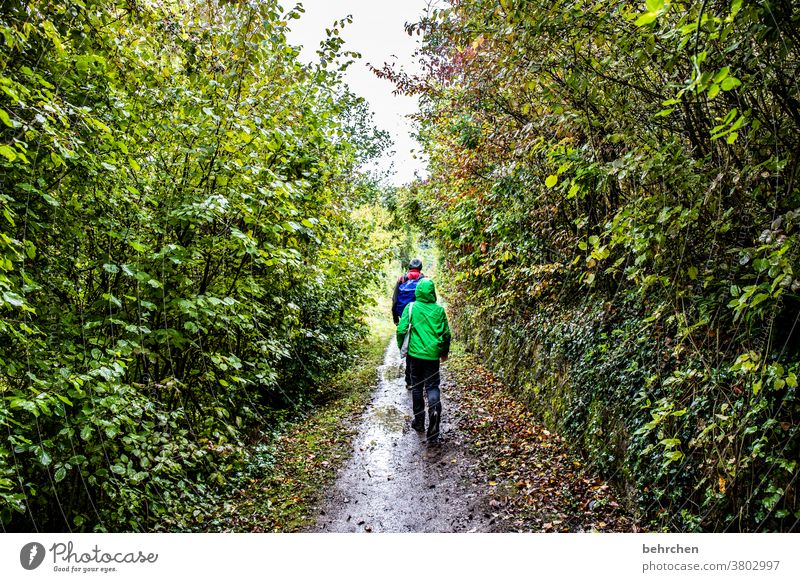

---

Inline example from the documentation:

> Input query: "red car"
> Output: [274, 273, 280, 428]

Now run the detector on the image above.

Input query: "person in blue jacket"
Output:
[392, 258, 425, 389]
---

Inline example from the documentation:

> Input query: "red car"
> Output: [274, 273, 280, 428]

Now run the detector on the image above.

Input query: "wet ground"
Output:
[309, 339, 494, 533]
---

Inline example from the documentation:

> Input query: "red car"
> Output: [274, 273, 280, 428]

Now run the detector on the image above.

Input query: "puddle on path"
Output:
[372, 405, 407, 432]
[308, 339, 493, 533]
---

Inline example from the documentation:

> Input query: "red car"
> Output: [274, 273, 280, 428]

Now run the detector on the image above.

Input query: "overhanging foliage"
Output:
[395, 0, 800, 531]
[0, 0, 391, 531]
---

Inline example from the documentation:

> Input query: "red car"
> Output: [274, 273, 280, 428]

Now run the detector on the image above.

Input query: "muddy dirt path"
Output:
[309, 339, 493, 532]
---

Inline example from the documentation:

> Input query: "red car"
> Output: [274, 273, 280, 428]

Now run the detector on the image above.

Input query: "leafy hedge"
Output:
[394, 0, 800, 531]
[0, 0, 390, 531]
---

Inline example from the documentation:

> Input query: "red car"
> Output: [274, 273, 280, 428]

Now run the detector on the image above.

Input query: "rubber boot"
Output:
[411, 383, 426, 432]
[426, 405, 441, 443]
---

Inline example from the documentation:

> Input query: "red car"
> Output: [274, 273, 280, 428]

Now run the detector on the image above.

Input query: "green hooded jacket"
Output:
[396, 278, 451, 361]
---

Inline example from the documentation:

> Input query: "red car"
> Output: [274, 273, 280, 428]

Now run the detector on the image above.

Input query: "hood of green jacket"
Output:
[415, 278, 436, 303]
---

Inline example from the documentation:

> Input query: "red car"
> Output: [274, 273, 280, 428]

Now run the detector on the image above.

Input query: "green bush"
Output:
[1, 0, 390, 531]
[398, 0, 800, 531]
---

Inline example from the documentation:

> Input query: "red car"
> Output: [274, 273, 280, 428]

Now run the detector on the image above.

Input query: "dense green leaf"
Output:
[393, 0, 800, 533]
[0, 0, 392, 533]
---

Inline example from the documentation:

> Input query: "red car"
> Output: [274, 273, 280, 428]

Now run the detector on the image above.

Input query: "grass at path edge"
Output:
[208, 326, 392, 532]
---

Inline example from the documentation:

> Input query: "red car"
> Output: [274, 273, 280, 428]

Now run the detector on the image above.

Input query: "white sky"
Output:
[278, 0, 429, 186]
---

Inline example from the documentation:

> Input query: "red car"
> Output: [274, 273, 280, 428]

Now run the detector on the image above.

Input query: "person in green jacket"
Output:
[396, 278, 451, 443]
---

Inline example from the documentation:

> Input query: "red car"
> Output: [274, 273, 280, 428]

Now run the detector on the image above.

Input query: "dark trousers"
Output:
[408, 356, 442, 439]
